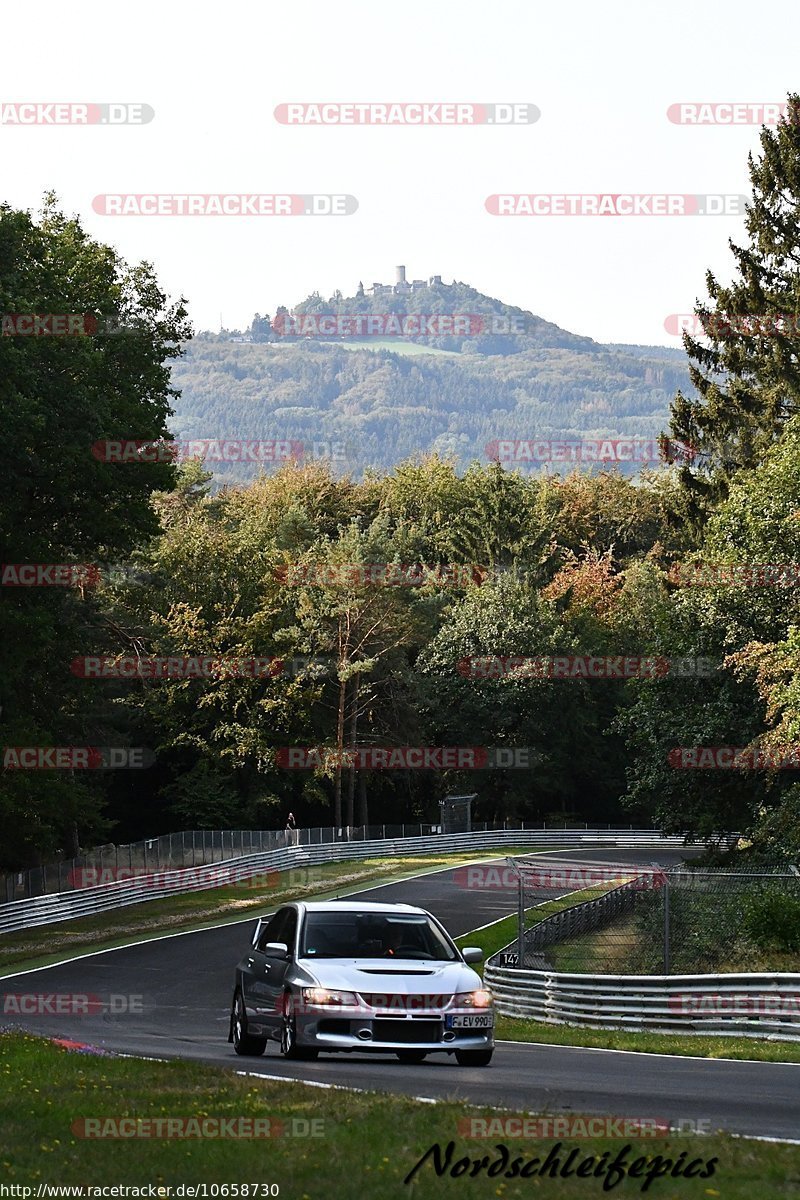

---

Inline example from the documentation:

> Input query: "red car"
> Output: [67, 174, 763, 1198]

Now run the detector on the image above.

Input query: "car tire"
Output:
[454, 1048, 493, 1067]
[280, 998, 319, 1061]
[395, 1050, 427, 1064]
[232, 991, 267, 1057]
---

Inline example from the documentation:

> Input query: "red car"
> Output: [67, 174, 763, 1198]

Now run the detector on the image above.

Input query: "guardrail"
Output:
[0, 828, 688, 934]
[484, 963, 800, 1040]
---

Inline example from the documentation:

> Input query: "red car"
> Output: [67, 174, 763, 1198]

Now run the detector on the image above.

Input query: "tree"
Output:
[0, 195, 191, 865]
[669, 94, 800, 527]
[286, 520, 425, 828]
[616, 422, 800, 838]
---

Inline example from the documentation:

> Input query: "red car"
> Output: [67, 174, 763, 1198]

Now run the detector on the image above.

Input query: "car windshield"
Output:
[299, 911, 459, 961]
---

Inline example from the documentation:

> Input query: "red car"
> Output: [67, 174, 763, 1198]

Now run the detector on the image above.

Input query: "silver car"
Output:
[229, 900, 494, 1065]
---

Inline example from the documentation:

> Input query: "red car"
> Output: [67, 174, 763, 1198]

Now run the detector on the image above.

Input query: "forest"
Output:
[4, 98, 800, 870]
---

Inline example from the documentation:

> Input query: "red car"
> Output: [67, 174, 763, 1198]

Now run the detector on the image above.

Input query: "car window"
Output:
[277, 909, 297, 956]
[299, 911, 458, 960]
[257, 908, 294, 952]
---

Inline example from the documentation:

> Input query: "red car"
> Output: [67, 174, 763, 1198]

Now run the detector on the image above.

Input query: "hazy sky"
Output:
[2, 1, 798, 345]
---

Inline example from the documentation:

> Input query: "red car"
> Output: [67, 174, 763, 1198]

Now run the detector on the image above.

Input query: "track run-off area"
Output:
[2, 845, 798, 1142]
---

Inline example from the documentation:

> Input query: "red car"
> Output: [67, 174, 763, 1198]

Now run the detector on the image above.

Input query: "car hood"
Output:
[296, 958, 484, 995]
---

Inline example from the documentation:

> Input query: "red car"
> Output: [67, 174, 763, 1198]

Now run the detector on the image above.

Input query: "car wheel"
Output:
[232, 991, 267, 1057]
[280, 997, 318, 1061]
[455, 1048, 493, 1067]
[395, 1050, 427, 1064]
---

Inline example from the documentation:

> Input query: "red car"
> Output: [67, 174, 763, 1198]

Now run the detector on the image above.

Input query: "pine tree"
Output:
[669, 93, 800, 528]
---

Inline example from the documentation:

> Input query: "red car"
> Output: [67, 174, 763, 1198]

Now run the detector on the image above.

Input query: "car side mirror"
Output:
[461, 947, 484, 964]
[263, 941, 290, 959]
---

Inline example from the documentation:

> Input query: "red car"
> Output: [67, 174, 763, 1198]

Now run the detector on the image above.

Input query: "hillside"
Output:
[169, 281, 691, 483]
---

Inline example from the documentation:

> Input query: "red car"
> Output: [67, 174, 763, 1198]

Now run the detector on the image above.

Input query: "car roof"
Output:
[297, 900, 428, 915]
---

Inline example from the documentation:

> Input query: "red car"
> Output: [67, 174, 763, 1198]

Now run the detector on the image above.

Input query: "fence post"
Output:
[517, 868, 524, 966]
[663, 878, 671, 975]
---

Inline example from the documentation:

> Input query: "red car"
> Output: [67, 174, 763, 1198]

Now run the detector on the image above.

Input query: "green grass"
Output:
[496, 1016, 800, 1063]
[0, 848, 543, 977]
[548, 911, 646, 973]
[2, 1032, 799, 1195]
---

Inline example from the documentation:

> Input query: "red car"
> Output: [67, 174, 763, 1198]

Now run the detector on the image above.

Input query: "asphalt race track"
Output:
[2, 846, 799, 1140]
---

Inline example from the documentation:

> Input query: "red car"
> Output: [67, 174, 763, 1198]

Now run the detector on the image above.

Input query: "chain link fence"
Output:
[497, 858, 800, 975]
[0, 819, 642, 902]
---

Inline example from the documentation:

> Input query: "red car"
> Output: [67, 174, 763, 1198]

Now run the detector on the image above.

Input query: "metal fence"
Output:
[0, 828, 690, 934]
[0, 820, 685, 902]
[491, 857, 800, 974]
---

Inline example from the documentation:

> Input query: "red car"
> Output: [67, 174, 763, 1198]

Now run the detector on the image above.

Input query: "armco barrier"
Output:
[484, 963, 800, 1040]
[0, 829, 688, 934]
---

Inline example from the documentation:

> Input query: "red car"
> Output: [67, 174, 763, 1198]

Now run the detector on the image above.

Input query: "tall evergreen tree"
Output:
[669, 93, 800, 528]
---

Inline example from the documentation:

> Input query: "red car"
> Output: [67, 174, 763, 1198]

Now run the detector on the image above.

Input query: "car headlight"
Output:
[301, 987, 359, 1007]
[452, 989, 493, 1009]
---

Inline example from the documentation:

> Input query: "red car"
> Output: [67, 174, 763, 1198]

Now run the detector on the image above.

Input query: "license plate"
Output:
[446, 1013, 493, 1029]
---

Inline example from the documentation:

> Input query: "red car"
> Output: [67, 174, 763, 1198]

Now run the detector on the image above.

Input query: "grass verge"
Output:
[1, 1031, 798, 1195]
[495, 1017, 800, 1064]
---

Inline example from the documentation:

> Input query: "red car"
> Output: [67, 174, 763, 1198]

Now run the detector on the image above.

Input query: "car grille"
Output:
[360, 994, 448, 1012]
[372, 1019, 442, 1043]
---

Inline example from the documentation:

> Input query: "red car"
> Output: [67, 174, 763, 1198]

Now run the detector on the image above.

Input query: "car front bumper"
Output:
[295, 1010, 495, 1052]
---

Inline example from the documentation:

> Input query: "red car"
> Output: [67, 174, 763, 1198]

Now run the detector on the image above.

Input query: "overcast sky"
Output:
[2, 1, 798, 345]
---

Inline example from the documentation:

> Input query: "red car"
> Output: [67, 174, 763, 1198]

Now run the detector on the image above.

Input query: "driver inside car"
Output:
[383, 921, 413, 956]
